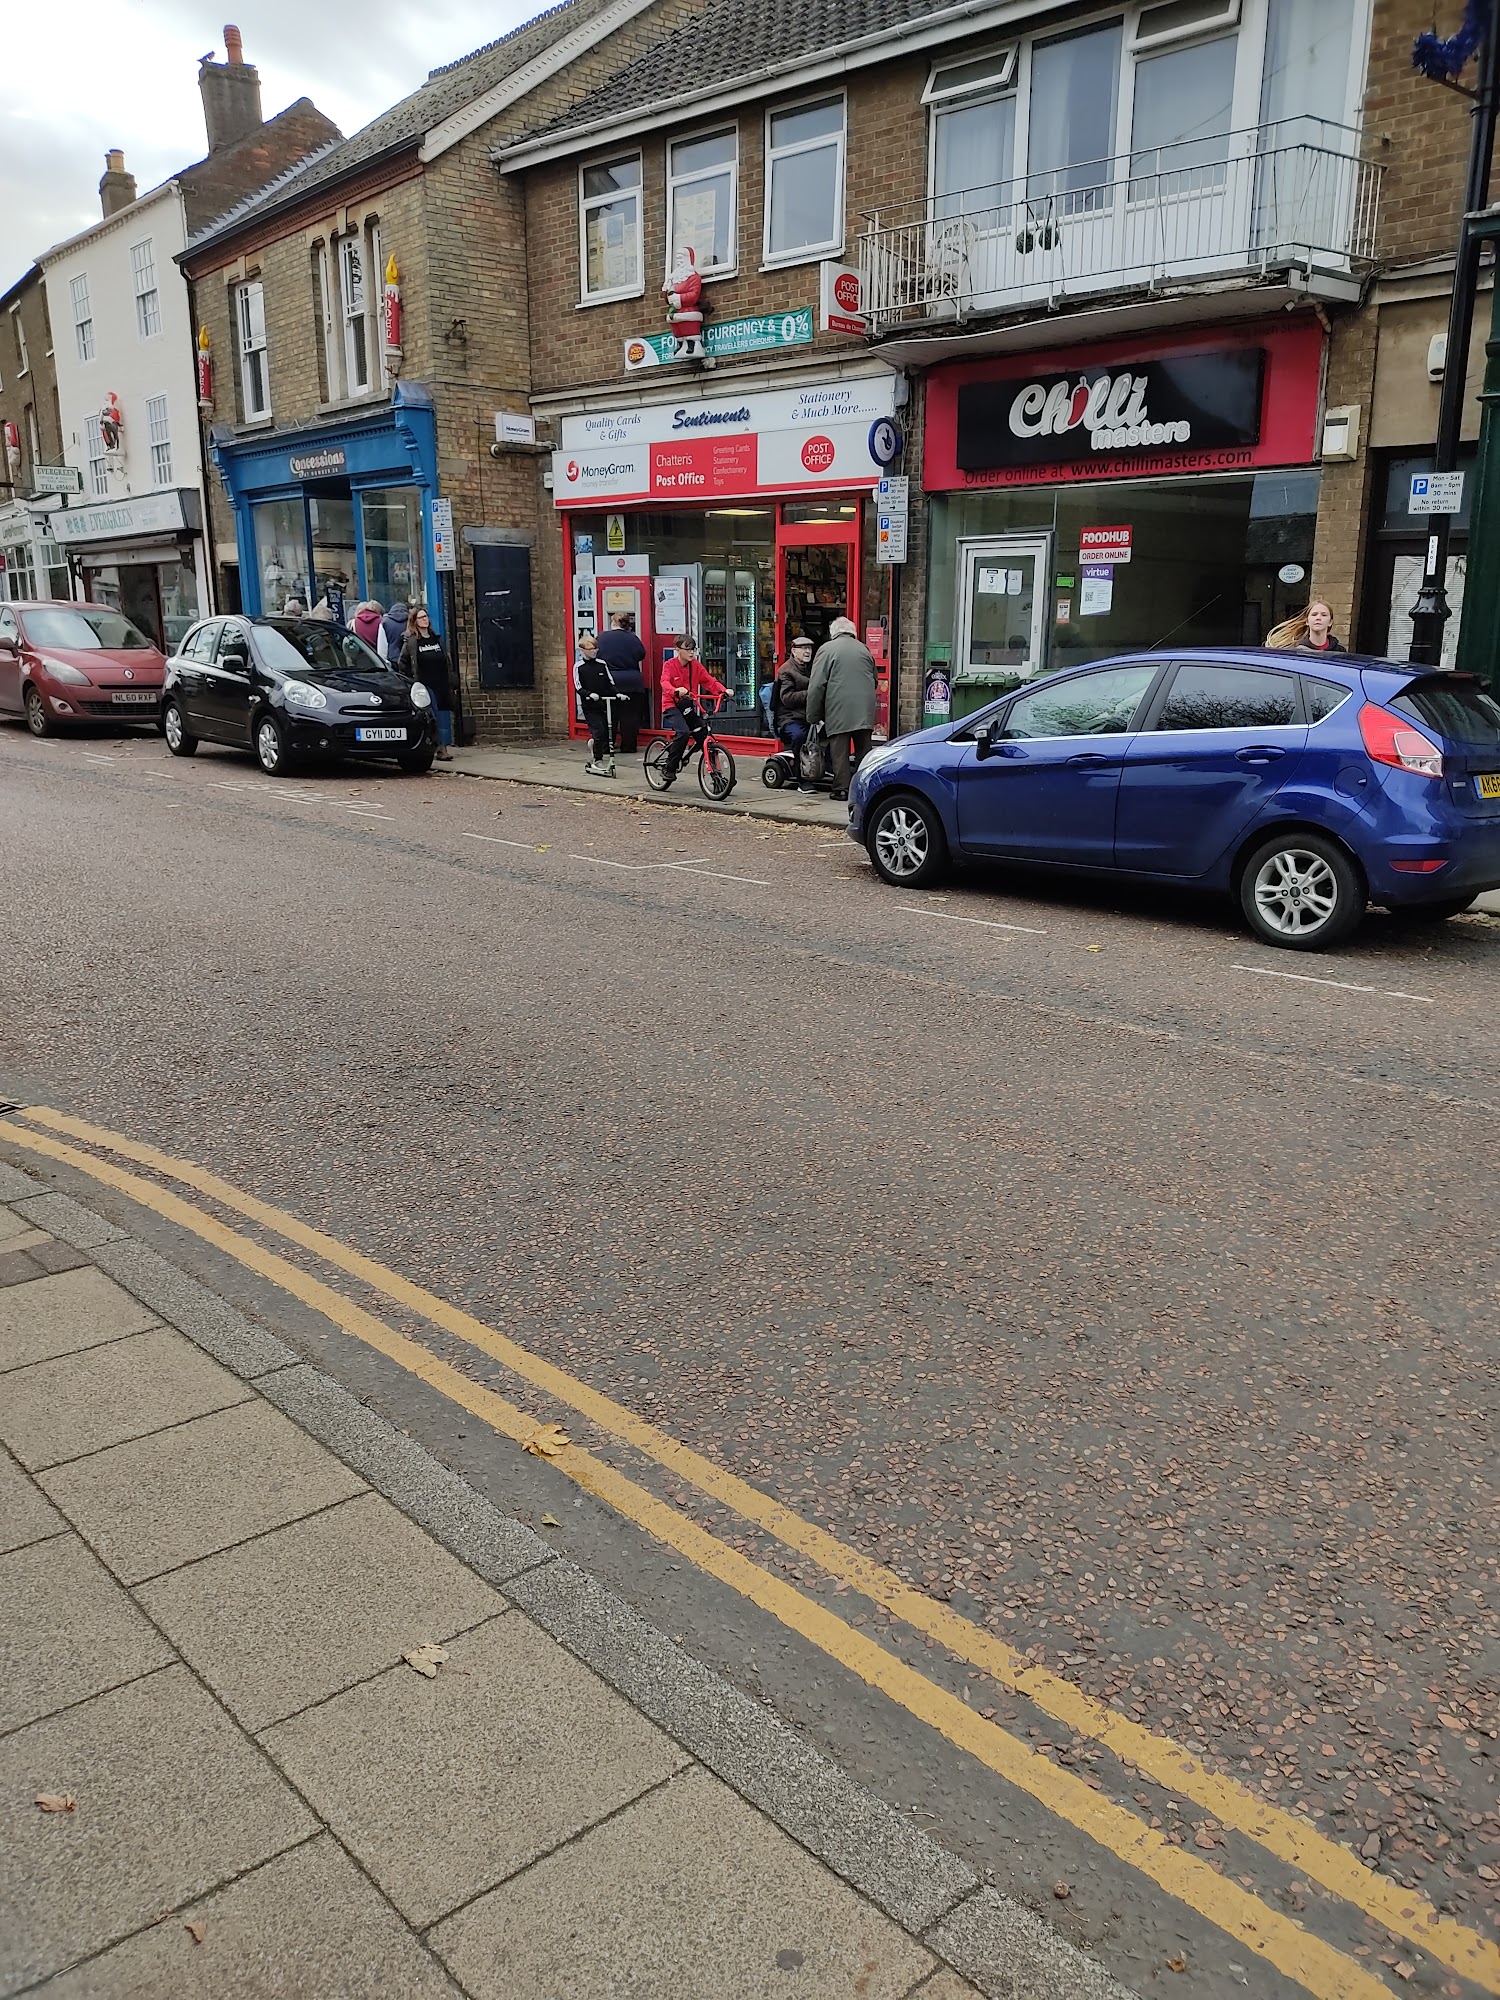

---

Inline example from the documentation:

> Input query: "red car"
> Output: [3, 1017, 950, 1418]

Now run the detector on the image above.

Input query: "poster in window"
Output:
[674, 185, 721, 269]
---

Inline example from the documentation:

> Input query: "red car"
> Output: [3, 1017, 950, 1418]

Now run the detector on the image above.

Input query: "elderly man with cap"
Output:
[806, 616, 879, 800]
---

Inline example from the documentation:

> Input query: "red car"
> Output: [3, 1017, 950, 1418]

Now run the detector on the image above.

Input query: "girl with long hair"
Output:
[1266, 599, 1344, 653]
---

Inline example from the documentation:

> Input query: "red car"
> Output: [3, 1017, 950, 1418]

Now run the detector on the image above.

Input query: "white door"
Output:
[955, 536, 1053, 684]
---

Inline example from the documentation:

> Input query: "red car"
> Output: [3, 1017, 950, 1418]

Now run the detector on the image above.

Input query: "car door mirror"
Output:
[220, 643, 250, 675]
[973, 717, 1002, 761]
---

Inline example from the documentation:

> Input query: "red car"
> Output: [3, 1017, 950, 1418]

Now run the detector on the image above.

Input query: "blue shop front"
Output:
[210, 383, 443, 635]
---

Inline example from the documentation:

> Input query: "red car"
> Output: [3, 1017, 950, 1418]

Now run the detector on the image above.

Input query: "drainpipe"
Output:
[1454, 209, 1500, 685]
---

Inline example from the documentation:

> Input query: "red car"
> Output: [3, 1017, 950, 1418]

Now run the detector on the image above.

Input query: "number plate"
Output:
[110, 690, 158, 704]
[355, 726, 406, 743]
[1475, 772, 1500, 798]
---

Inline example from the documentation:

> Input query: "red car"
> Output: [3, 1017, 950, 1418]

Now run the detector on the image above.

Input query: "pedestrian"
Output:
[658, 635, 728, 785]
[1266, 600, 1345, 653]
[308, 597, 339, 624]
[378, 599, 408, 664]
[597, 610, 647, 750]
[399, 606, 455, 760]
[352, 598, 384, 649]
[806, 616, 878, 799]
[281, 596, 308, 618]
[574, 630, 621, 776]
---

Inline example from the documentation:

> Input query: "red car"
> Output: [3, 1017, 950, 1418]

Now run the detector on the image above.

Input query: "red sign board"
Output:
[649, 436, 757, 496]
[1079, 525, 1132, 564]
[923, 322, 1323, 492]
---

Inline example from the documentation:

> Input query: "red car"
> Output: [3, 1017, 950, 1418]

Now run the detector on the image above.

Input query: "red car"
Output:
[0, 599, 166, 735]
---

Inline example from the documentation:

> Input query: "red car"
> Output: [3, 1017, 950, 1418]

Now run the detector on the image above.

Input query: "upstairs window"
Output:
[1028, 23, 1123, 213]
[313, 242, 337, 401]
[925, 48, 1017, 217]
[765, 96, 845, 261]
[667, 129, 737, 276]
[146, 395, 172, 485]
[11, 305, 29, 375]
[1130, 35, 1236, 189]
[85, 412, 108, 496]
[1260, 0, 1356, 139]
[235, 280, 269, 421]
[71, 274, 94, 362]
[580, 155, 643, 300]
[340, 233, 370, 394]
[131, 238, 161, 338]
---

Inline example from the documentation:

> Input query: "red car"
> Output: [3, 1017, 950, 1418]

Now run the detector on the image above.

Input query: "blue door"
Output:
[1114, 659, 1308, 877]
[956, 662, 1161, 864]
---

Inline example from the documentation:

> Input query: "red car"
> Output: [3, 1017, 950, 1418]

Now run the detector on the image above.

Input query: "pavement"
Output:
[0, 1161, 1137, 2000]
[444, 737, 849, 827]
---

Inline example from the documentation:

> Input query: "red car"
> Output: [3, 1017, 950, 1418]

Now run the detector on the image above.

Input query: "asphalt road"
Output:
[1, 719, 1496, 2000]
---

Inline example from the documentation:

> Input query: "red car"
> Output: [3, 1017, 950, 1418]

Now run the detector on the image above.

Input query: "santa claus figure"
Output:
[663, 246, 705, 356]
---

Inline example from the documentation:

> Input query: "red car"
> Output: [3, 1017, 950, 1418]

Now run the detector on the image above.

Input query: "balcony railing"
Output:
[859, 120, 1383, 332]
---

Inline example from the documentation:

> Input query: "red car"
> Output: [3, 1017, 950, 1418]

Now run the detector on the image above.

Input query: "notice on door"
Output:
[977, 566, 1008, 594]
[1079, 525, 1132, 565]
[653, 576, 689, 634]
[1079, 566, 1114, 617]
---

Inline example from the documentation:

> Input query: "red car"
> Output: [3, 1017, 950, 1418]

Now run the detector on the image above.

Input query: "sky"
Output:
[3, 0, 545, 287]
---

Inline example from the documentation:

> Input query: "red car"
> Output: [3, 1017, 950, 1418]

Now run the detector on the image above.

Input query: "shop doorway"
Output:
[473, 544, 534, 689]
[954, 536, 1051, 698]
[777, 507, 859, 662]
[595, 575, 658, 719]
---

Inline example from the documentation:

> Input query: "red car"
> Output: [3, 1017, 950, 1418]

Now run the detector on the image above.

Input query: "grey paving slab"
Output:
[0, 1326, 252, 1472]
[0, 1535, 174, 1735]
[262, 1611, 685, 1926]
[0, 1204, 48, 1248]
[509, 1560, 978, 1933]
[0, 1666, 314, 1993]
[0, 1240, 89, 1288]
[0, 1444, 65, 1554]
[909, 1973, 985, 1999]
[259, 1364, 551, 1586]
[924, 1889, 1140, 2000]
[10, 1191, 124, 1250]
[90, 1240, 299, 1379]
[0, 1265, 158, 1374]
[34, 1834, 460, 2000]
[0, 1161, 45, 1202]
[139, 1492, 505, 1730]
[430, 1764, 937, 2000]
[40, 1398, 367, 1584]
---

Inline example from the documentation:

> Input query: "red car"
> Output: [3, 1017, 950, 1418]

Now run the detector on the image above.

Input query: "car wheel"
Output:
[1386, 895, 1476, 923]
[397, 744, 435, 774]
[867, 791, 948, 889]
[161, 698, 198, 757]
[1238, 831, 1364, 950]
[254, 713, 291, 776]
[23, 685, 54, 737]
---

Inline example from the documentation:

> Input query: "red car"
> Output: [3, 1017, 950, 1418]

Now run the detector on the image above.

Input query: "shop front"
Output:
[550, 372, 900, 747]
[0, 502, 71, 606]
[47, 490, 206, 651]
[210, 383, 441, 638]
[922, 322, 1325, 716]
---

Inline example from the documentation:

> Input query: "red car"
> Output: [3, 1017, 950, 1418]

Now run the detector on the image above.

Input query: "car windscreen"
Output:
[258, 623, 386, 678]
[20, 608, 153, 651]
[1391, 677, 1500, 747]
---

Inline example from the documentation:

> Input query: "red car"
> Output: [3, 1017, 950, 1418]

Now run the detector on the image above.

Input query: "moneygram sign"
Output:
[550, 378, 896, 506]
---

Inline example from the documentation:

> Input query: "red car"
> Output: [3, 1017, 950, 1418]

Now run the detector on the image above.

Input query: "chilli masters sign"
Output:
[923, 323, 1323, 492]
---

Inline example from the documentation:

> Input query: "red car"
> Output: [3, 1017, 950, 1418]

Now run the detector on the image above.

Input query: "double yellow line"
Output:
[3, 1104, 1494, 2000]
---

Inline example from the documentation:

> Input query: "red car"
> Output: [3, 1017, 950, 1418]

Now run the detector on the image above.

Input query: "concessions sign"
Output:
[924, 323, 1322, 491]
[551, 376, 896, 507]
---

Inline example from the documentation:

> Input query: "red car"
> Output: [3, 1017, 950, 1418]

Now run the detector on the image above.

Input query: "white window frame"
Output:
[146, 394, 172, 486]
[11, 305, 29, 376]
[71, 273, 94, 363]
[665, 127, 739, 280]
[24, 403, 40, 468]
[1131, 0, 1240, 50]
[339, 232, 371, 395]
[926, 57, 1022, 213]
[762, 93, 847, 267]
[235, 280, 270, 422]
[314, 241, 339, 400]
[368, 219, 388, 389]
[84, 413, 108, 496]
[130, 238, 161, 339]
[923, 46, 1019, 100]
[578, 153, 645, 305]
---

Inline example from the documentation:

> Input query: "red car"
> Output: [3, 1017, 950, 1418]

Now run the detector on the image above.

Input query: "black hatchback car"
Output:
[162, 616, 436, 776]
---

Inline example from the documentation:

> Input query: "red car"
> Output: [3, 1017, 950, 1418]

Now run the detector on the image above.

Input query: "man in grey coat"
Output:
[806, 616, 879, 798]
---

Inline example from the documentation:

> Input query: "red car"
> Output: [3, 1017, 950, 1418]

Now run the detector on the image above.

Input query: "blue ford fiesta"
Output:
[848, 650, 1500, 951]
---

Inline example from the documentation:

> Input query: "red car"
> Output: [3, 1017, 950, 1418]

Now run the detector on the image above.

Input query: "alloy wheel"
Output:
[1252, 848, 1339, 938]
[874, 804, 930, 879]
[163, 704, 183, 751]
[256, 718, 282, 773]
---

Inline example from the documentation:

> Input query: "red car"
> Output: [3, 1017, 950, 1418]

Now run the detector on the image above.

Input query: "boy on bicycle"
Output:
[658, 636, 728, 784]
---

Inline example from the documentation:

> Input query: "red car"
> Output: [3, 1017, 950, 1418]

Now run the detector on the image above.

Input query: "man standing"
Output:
[806, 616, 878, 799]
[597, 611, 647, 751]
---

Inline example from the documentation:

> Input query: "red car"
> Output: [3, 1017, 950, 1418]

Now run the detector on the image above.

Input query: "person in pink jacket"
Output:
[352, 600, 385, 650]
[658, 636, 728, 784]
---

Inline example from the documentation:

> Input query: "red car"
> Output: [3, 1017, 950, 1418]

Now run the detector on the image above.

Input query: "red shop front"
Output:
[921, 320, 1326, 696]
[550, 374, 902, 749]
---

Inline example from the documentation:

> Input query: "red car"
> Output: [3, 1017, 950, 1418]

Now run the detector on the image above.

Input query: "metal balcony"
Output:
[858, 120, 1383, 332]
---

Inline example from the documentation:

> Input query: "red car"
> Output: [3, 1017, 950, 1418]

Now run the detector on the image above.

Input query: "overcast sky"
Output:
[4, 0, 543, 287]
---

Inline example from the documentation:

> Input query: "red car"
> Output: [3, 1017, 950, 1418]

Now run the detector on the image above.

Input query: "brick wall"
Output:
[0, 270, 63, 487]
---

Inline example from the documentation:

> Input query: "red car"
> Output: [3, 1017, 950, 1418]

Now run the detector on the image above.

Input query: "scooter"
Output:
[583, 692, 622, 778]
[761, 719, 836, 792]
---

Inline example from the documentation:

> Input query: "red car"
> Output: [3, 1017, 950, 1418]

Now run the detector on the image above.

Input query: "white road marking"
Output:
[461, 832, 537, 849]
[569, 854, 712, 872]
[82, 754, 117, 765]
[676, 867, 771, 887]
[1231, 963, 1433, 1004]
[896, 903, 1048, 936]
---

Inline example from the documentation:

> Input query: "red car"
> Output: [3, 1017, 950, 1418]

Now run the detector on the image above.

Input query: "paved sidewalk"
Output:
[0, 1160, 1135, 2000]
[444, 739, 850, 829]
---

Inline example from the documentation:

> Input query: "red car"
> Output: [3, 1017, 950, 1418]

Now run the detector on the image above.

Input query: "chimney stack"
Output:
[99, 149, 138, 218]
[198, 25, 263, 153]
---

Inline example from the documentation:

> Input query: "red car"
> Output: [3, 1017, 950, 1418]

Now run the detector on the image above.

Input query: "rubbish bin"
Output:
[949, 670, 1024, 720]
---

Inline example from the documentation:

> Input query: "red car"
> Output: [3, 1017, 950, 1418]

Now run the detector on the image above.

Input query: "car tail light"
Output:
[1358, 702, 1443, 779]
[1390, 858, 1449, 873]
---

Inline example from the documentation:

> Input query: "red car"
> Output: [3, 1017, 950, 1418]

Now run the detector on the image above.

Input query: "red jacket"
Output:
[660, 651, 728, 711]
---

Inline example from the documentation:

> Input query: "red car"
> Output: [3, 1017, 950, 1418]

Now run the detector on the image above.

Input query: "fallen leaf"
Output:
[1167, 1955, 1187, 1973]
[1393, 1963, 1415, 1982]
[1086, 944, 1103, 952]
[34, 1794, 75, 1813]
[524, 1423, 571, 1457]
[184, 1921, 207, 1945]
[1053, 1881, 1071, 1899]
[402, 1643, 449, 1678]
[542, 1513, 561, 1527]
[1360, 1834, 1382, 1860]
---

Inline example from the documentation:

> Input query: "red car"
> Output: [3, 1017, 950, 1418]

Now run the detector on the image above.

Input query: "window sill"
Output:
[760, 245, 844, 273]
[662, 267, 739, 287]
[317, 391, 383, 416]
[236, 414, 275, 432]
[577, 286, 645, 310]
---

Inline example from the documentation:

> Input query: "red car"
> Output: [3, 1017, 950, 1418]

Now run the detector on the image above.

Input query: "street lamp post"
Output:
[1408, 0, 1500, 666]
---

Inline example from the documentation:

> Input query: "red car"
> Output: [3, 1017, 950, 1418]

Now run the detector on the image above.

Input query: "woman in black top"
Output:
[399, 608, 454, 759]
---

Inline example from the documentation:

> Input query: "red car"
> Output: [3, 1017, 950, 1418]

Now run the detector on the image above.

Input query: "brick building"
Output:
[179, 0, 707, 741]
[0, 266, 67, 602]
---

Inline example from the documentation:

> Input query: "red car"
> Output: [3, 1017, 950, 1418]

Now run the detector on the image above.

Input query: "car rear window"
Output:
[1303, 675, 1351, 722]
[1391, 678, 1500, 746]
[1154, 663, 1300, 731]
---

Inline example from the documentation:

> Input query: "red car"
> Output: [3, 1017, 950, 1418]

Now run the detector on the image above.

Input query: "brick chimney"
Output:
[99, 149, 138, 218]
[198, 25, 263, 153]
